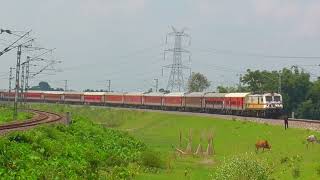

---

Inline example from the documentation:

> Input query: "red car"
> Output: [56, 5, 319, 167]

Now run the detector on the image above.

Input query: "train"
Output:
[0, 90, 283, 118]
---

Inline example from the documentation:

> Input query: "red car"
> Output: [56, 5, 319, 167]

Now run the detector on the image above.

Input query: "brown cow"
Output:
[255, 140, 271, 152]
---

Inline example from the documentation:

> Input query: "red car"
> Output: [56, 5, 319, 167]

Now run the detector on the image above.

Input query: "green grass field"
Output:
[28, 104, 320, 180]
[0, 106, 32, 124]
[115, 109, 320, 179]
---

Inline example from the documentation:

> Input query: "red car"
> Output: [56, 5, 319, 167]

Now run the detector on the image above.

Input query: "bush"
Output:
[292, 166, 300, 179]
[316, 165, 320, 176]
[0, 115, 147, 179]
[280, 156, 289, 164]
[140, 150, 164, 169]
[211, 153, 272, 180]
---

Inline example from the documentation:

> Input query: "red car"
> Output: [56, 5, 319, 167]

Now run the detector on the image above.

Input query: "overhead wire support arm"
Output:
[0, 30, 32, 57]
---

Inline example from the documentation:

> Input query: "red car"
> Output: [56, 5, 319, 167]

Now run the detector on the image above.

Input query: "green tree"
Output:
[187, 72, 210, 92]
[241, 69, 279, 93]
[281, 67, 312, 113]
[217, 86, 238, 93]
[38, 81, 51, 90]
[297, 78, 320, 119]
[30, 81, 52, 91]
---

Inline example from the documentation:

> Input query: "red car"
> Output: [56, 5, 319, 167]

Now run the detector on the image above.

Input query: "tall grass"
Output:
[0, 106, 32, 123]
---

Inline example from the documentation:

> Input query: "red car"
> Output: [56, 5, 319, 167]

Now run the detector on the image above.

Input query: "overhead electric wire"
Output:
[194, 48, 320, 60]
[63, 43, 165, 71]
[0, 30, 32, 57]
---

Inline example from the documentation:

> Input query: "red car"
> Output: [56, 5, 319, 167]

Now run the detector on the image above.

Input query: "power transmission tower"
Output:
[163, 26, 191, 92]
[154, 78, 158, 92]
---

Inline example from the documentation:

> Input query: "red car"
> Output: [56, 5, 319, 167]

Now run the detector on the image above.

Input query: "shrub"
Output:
[0, 115, 147, 179]
[316, 165, 320, 176]
[211, 153, 272, 180]
[280, 156, 289, 164]
[140, 150, 164, 169]
[292, 166, 300, 179]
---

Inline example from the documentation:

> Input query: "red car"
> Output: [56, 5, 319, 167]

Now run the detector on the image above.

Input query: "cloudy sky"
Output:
[1, 0, 320, 92]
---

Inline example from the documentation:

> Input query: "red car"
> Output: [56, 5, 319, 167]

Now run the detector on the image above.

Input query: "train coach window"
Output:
[274, 96, 281, 101]
[266, 96, 272, 102]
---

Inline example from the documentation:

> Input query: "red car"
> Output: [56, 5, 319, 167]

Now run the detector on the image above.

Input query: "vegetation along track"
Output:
[0, 109, 64, 134]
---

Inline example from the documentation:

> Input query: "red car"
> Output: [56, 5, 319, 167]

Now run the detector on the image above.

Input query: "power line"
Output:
[195, 48, 320, 60]
[0, 30, 32, 57]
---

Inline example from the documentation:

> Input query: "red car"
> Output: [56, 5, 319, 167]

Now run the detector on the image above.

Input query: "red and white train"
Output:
[0, 91, 283, 118]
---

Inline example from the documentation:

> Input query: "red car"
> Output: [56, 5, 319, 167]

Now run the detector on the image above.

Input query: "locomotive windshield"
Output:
[274, 96, 281, 102]
[265, 96, 272, 102]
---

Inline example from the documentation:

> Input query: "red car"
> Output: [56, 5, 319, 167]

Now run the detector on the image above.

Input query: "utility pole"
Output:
[163, 26, 191, 92]
[25, 60, 30, 93]
[64, 80, 68, 92]
[13, 45, 22, 120]
[8, 67, 15, 93]
[20, 62, 25, 105]
[238, 74, 242, 91]
[107, 80, 111, 92]
[278, 71, 282, 94]
[154, 78, 159, 92]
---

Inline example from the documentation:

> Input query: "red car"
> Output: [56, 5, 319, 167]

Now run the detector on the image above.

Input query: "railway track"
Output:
[0, 109, 64, 133]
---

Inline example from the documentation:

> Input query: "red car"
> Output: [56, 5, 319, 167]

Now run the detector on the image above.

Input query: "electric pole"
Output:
[154, 78, 159, 92]
[238, 74, 242, 91]
[8, 67, 15, 93]
[278, 71, 282, 94]
[20, 62, 25, 105]
[25, 60, 30, 93]
[107, 80, 111, 92]
[64, 80, 68, 92]
[13, 45, 22, 120]
[163, 26, 191, 92]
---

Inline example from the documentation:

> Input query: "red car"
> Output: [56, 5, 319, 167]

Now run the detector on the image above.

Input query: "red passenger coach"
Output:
[123, 92, 143, 106]
[163, 92, 185, 109]
[84, 92, 105, 104]
[204, 93, 227, 111]
[185, 92, 205, 110]
[3, 91, 15, 100]
[24, 91, 43, 101]
[105, 92, 124, 105]
[224, 93, 249, 111]
[43, 91, 64, 102]
[64, 92, 83, 103]
[143, 92, 164, 107]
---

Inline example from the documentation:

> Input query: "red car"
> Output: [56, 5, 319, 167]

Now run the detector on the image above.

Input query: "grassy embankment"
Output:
[0, 106, 32, 124]
[28, 104, 320, 180]
[0, 104, 160, 179]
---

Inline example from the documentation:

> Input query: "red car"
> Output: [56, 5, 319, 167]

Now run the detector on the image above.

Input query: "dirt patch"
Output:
[198, 158, 214, 166]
